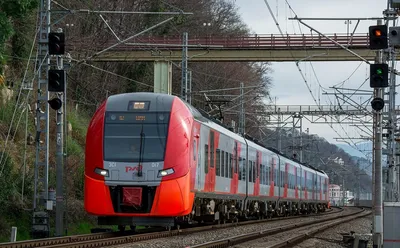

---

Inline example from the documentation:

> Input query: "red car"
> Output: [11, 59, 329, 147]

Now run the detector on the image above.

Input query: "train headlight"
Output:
[94, 168, 109, 177]
[158, 168, 174, 177]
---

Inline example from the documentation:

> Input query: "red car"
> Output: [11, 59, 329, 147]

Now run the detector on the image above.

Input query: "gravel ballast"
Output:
[111, 208, 358, 248]
[292, 215, 373, 248]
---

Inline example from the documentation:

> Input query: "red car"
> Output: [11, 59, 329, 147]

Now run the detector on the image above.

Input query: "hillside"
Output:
[261, 128, 372, 193]
[0, 97, 96, 241]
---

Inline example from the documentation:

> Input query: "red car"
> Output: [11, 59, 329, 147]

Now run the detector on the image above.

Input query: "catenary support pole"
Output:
[181, 32, 188, 101]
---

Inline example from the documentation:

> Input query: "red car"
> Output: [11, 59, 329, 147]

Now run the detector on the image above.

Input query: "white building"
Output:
[329, 184, 354, 206]
[328, 157, 345, 166]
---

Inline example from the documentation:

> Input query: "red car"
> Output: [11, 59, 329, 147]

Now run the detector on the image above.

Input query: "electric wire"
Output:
[283, 0, 373, 157]
[0, 17, 40, 176]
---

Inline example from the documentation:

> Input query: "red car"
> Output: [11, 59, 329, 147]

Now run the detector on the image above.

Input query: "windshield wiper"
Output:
[138, 125, 145, 177]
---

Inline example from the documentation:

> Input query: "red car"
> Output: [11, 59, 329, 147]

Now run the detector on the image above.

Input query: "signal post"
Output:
[369, 22, 387, 248]
[33, 0, 67, 236]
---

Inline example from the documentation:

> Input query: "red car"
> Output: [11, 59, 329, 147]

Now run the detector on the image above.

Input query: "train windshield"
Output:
[103, 112, 169, 162]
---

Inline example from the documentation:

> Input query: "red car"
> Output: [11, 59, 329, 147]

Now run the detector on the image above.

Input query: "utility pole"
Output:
[291, 113, 302, 162]
[238, 82, 245, 135]
[276, 108, 282, 152]
[181, 32, 188, 101]
[373, 74, 384, 248]
[188, 70, 192, 105]
[387, 16, 398, 202]
[32, 0, 51, 238]
[55, 53, 64, 237]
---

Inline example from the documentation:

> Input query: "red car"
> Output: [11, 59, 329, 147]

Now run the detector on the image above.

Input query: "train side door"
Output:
[230, 141, 239, 194]
[204, 130, 217, 192]
[197, 126, 208, 191]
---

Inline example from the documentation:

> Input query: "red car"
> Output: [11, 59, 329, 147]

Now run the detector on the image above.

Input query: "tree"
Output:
[0, 0, 37, 75]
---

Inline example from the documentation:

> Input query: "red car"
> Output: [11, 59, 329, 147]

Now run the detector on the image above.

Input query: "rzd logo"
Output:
[125, 165, 142, 173]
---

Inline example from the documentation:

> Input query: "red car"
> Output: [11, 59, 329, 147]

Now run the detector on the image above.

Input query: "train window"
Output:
[252, 161, 255, 182]
[239, 157, 246, 181]
[103, 121, 168, 162]
[193, 140, 197, 161]
[292, 174, 295, 189]
[221, 151, 225, 177]
[265, 164, 268, 185]
[292, 173, 295, 189]
[216, 149, 221, 176]
[293, 174, 295, 189]
[253, 162, 256, 183]
[209, 131, 215, 168]
[260, 164, 264, 185]
[205, 144, 209, 174]
[249, 161, 253, 183]
[230, 154, 234, 176]
[225, 152, 229, 178]
[238, 157, 242, 180]
[260, 164, 263, 184]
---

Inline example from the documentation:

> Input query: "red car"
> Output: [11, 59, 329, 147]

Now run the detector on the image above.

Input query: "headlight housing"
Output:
[94, 167, 109, 177]
[158, 168, 174, 177]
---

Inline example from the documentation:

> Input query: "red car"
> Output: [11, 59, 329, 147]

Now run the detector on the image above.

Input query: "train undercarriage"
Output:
[183, 197, 328, 225]
[97, 196, 328, 232]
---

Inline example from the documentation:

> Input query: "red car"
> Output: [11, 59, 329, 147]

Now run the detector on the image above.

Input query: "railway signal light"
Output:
[370, 64, 388, 88]
[48, 98, 62, 110]
[48, 69, 65, 92]
[48, 32, 65, 55]
[389, 26, 400, 47]
[371, 97, 385, 111]
[369, 25, 388, 50]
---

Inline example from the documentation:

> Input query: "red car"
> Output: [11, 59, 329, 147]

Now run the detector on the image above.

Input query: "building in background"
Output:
[329, 184, 355, 206]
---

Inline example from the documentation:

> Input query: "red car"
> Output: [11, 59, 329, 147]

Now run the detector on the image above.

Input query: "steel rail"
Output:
[0, 208, 341, 248]
[186, 207, 369, 248]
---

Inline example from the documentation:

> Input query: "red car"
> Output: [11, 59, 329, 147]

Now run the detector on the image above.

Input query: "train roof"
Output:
[181, 100, 327, 175]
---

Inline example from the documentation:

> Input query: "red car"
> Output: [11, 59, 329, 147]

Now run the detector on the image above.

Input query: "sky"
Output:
[234, 0, 395, 155]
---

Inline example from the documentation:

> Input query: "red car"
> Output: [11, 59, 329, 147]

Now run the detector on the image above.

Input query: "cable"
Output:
[0, 16, 40, 176]
[283, 1, 373, 157]
[21, 97, 30, 201]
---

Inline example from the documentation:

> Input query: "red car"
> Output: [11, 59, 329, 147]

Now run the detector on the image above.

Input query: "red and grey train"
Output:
[84, 92, 330, 230]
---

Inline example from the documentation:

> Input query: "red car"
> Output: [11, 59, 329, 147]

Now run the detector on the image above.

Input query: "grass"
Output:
[0, 101, 14, 123]
[0, 210, 32, 243]
[66, 136, 83, 156]
[0, 102, 97, 242]
[67, 107, 91, 143]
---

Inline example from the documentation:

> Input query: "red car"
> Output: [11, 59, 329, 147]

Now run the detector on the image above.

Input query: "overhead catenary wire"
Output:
[273, 1, 374, 158]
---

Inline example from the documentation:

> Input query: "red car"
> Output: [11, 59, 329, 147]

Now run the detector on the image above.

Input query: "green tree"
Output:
[0, 0, 37, 74]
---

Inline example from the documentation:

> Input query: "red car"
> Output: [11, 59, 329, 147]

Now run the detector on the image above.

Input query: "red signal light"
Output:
[374, 29, 382, 37]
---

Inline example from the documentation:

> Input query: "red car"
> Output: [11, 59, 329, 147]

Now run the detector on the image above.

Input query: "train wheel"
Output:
[118, 225, 126, 232]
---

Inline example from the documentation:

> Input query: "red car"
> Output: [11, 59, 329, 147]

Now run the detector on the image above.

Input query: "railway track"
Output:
[186, 207, 370, 248]
[0, 207, 341, 248]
